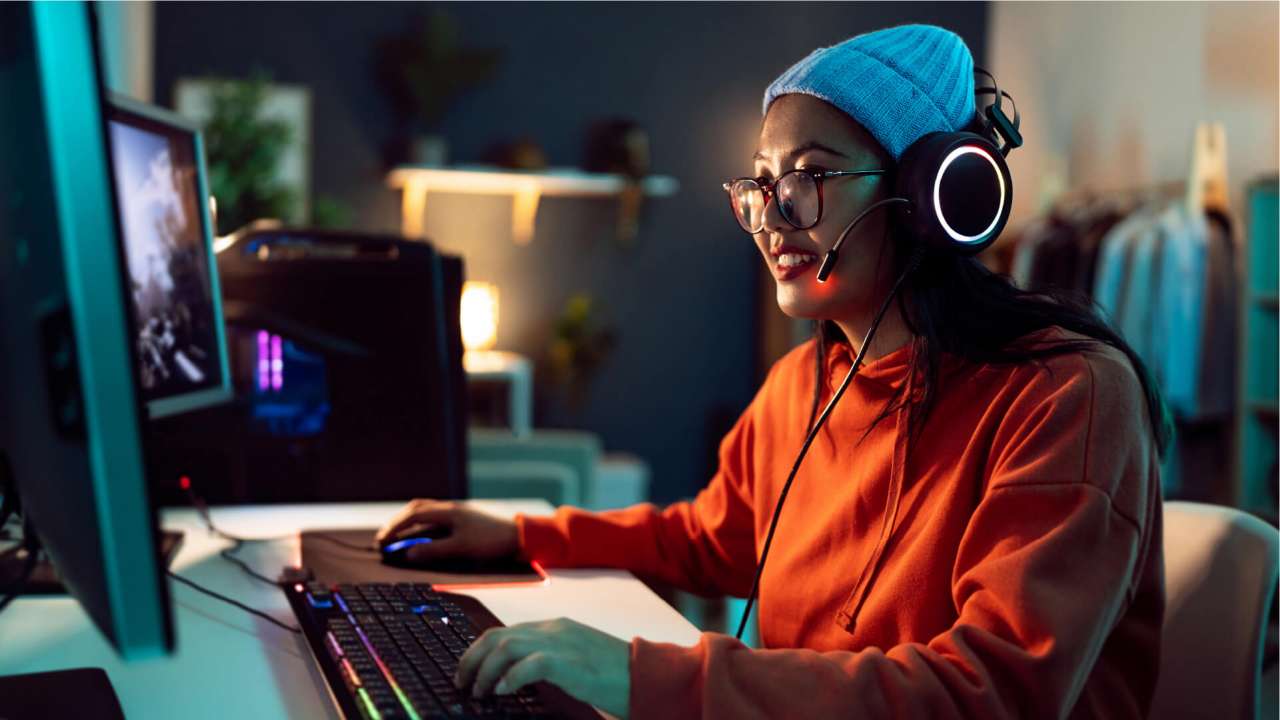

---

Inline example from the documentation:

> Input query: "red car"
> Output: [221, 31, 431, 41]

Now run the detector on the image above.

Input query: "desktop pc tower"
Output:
[148, 226, 469, 506]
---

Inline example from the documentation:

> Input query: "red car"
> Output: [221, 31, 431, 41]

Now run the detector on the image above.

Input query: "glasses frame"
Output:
[722, 168, 885, 234]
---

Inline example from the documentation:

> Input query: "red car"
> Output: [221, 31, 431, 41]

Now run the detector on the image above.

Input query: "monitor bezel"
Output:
[104, 92, 233, 420]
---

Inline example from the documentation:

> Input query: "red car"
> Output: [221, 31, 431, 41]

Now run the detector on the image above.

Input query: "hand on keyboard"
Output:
[304, 583, 565, 718]
[376, 500, 520, 565]
[455, 617, 631, 720]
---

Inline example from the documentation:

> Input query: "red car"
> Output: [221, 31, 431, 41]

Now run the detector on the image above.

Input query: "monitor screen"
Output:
[106, 101, 229, 416]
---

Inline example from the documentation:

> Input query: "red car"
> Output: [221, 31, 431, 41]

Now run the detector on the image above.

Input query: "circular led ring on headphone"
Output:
[932, 145, 1006, 245]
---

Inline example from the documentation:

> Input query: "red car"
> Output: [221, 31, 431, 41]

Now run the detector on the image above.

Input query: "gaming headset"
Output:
[815, 67, 1023, 282]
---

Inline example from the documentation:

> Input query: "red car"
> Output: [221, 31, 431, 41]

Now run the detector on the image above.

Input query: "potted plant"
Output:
[548, 294, 617, 411]
[200, 76, 297, 234]
[377, 11, 503, 166]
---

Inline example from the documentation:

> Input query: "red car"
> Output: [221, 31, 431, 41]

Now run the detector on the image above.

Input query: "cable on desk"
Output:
[0, 451, 18, 538]
[167, 570, 300, 634]
[0, 540, 38, 615]
[0, 517, 40, 616]
[220, 541, 279, 586]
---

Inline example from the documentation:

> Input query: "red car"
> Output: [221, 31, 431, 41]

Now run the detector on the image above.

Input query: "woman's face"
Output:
[751, 94, 895, 321]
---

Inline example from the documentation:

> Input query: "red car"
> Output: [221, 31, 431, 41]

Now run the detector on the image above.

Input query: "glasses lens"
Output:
[776, 171, 819, 228]
[730, 179, 765, 233]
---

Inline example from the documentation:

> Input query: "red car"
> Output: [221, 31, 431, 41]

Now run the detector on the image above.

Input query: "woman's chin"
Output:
[774, 291, 825, 320]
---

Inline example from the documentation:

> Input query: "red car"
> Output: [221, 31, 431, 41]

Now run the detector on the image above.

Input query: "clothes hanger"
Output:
[1186, 122, 1230, 216]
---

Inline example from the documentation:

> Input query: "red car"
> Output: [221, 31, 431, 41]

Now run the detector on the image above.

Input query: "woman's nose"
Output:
[760, 190, 790, 234]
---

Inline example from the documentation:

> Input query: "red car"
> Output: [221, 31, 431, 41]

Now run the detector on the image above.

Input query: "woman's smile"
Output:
[771, 244, 820, 281]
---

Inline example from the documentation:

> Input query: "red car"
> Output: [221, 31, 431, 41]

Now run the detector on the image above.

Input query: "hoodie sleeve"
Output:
[626, 350, 1162, 719]
[514, 373, 770, 598]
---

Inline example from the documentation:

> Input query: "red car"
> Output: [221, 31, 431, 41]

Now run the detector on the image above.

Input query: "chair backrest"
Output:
[468, 428, 602, 506]
[468, 460, 580, 507]
[1151, 501, 1279, 719]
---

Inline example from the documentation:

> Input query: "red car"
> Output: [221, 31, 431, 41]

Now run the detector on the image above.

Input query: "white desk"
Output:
[0, 501, 701, 719]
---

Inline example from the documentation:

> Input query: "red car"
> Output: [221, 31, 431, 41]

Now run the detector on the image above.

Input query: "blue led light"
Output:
[307, 594, 334, 609]
[382, 537, 433, 553]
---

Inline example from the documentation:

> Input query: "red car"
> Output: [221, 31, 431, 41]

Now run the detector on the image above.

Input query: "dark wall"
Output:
[155, 2, 988, 503]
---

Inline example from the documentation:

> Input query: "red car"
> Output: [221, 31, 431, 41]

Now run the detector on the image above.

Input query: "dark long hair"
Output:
[808, 242, 1175, 459]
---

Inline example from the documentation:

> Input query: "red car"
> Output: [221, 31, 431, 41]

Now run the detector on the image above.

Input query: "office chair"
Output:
[1150, 501, 1279, 719]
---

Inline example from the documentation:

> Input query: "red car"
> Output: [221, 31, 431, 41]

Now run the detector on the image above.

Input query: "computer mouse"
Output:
[379, 524, 452, 567]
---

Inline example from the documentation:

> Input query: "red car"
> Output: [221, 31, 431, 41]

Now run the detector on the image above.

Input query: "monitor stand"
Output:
[0, 668, 126, 719]
[0, 529, 184, 595]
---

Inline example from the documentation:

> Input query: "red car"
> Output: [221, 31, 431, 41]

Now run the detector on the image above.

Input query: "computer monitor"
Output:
[0, 2, 173, 658]
[104, 94, 232, 419]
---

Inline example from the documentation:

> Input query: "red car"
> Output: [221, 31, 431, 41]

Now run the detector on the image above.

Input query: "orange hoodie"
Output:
[517, 326, 1164, 719]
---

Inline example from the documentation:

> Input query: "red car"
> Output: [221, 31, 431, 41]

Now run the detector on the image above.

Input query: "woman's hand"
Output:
[455, 618, 631, 719]
[374, 499, 519, 563]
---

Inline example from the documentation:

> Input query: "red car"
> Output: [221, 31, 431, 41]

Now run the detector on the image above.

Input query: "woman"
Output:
[378, 25, 1169, 719]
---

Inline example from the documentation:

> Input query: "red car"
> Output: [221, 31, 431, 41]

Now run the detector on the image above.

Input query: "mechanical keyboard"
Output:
[284, 581, 598, 720]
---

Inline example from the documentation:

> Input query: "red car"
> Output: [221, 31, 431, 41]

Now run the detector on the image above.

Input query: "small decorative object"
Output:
[377, 11, 503, 166]
[412, 136, 449, 168]
[460, 281, 500, 354]
[583, 118, 651, 244]
[175, 75, 311, 233]
[548, 294, 616, 410]
[480, 137, 549, 171]
[583, 118, 650, 177]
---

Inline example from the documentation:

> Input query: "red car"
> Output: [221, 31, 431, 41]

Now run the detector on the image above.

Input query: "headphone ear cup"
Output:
[893, 132, 1012, 256]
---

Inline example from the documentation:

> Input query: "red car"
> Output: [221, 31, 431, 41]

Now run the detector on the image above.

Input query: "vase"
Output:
[411, 135, 448, 167]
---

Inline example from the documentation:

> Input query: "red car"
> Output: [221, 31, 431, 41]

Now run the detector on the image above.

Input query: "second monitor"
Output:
[105, 95, 232, 420]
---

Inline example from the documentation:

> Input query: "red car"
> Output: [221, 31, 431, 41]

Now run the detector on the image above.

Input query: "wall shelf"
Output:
[387, 165, 679, 244]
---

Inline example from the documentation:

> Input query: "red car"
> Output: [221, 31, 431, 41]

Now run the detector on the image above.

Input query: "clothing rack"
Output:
[1006, 123, 1239, 504]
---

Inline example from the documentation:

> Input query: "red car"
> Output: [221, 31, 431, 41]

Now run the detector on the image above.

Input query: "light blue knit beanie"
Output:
[763, 25, 976, 160]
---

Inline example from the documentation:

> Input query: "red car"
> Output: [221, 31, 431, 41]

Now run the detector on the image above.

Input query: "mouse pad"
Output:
[301, 528, 544, 587]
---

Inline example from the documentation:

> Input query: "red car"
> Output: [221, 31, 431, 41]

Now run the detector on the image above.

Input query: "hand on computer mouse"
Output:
[375, 500, 519, 563]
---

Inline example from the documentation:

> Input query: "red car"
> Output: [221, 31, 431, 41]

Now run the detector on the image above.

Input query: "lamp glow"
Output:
[460, 281, 500, 352]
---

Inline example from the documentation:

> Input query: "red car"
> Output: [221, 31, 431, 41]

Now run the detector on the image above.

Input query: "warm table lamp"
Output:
[460, 281, 499, 354]
[459, 281, 530, 435]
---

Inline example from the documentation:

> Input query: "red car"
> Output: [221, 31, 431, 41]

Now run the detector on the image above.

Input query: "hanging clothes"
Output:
[1073, 211, 1125, 294]
[1093, 208, 1153, 324]
[1028, 219, 1082, 293]
[1197, 211, 1238, 419]
[1011, 208, 1124, 298]
[1152, 203, 1206, 418]
[1009, 195, 1241, 501]
[1010, 216, 1057, 290]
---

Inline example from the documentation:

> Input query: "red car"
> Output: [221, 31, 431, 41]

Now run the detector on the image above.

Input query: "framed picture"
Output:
[174, 78, 311, 225]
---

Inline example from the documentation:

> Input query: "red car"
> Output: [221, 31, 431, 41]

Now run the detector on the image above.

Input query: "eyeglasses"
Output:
[722, 169, 885, 234]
